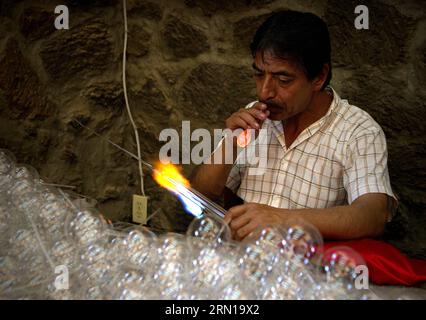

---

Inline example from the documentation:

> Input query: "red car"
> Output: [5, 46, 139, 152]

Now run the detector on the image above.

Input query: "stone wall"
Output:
[0, 0, 424, 258]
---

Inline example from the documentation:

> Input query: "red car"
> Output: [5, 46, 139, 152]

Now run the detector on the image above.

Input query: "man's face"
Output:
[253, 51, 319, 121]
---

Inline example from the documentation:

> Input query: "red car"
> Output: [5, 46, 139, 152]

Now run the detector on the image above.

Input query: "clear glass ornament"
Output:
[8, 175, 39, 198]
[238, 225, 286, 292]
[9, 229, 38, 256]
[49, 239, 78, 271]
[14, 164, 40, 182]
[81, 283, 105, 300]
[109, 267, 150, 300]
[281, 218, 324, 269]
[0, 204, 11, 235]
[321, 246, 367, 299]
[0, 149, 16, 174]
[189, 244, 238, 298]
[322, 246, 365, 283]
[217, 277, 256, 300]
[78, 242, 112, 284]
[10, 191, 43, 219]
[65, 209, 107, 246]
[123, 226, 157, 269]
[36, 191, 75, 242]
[0, 149, 15, 193]
[186, 213, 231, 252]
[152, 233, 188, 299]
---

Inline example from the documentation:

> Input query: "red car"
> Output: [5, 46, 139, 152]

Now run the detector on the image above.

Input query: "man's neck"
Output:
[283, 89, 333, 136]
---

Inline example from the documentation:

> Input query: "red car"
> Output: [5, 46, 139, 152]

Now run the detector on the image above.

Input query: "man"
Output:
[191, 10, 397, 241]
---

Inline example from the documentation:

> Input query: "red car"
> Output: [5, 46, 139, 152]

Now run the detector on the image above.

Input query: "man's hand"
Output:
[224, 203, 289, 241]
[223, 193, 391, 241]
[225, 102, 270, 146]
[190, 102, 270, 201]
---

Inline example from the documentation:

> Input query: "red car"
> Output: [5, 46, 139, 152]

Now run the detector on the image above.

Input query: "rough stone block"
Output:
[162, 16, 210, 59]
[127, 24, 151, 57]
[84, 81, 124, 112]
[0, 39, 50, 120]
[19, 7, 55, 41]
[129, 79, 170, 131]
[233, 12, 276, 55]
[185, 0, 274, 16]
[128, 0, 163, 20]
[325, 0, 416, 67]
[180, 63, 256, 125]
[40, 20, 114, 82]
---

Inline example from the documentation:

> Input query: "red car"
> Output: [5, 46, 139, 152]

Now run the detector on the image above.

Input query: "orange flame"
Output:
[237, 129, 252, 148]
[152, 162, 205, 217]
[153, 162, 190, 192]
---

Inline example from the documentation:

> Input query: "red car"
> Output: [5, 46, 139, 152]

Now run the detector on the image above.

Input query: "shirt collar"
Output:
[264, 86, 341, 143]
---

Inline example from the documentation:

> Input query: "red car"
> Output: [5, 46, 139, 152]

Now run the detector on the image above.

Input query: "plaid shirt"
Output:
[226, 87, 397, 218]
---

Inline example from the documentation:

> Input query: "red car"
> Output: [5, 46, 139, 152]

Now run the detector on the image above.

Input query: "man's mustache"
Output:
[260, 100, 283, 110]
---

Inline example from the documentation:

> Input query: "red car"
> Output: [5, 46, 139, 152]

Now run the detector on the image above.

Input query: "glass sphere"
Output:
[104, 231, 128, 264]
[319, 246, 371, 299]
[0, 149, 16, 194]
[246, 224, 287, 248]
[109, 267, 150, 300]
[10, 191, 43, 218]
[123, 226, 157, 268]
[0, 255, 18, 292]
[0, 205, 11, 234]
[321, 246, 366, 286]
[261, 272, 298, 300]
[8, 176, 39, 198]
[39, 199, 73, 240]
[49, 239, 78, 271]
[79, 242, 110, 281]
[153, 261, 185, 299]
[281, 218, 323, 267]
[175, 289, 198, 300]
[189, 245, 238, 298]
[66, 209, 107, 246]
[153, 233, 188, 299]
[0, 149, 16, 175]
[218, 278, 256, 300]
[9, 229, 38, 255]
[156, 233, 187, 261]
[186, 214, 231, 251]
[47, 280, 76, 300]
[113, 286, 146, 300]
[238, 225, 286, 288]
[14, 164, 40, 182]
[81, 283, 105, 300]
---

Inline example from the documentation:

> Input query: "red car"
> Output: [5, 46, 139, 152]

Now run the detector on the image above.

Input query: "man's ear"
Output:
[312, 63, 330, 91]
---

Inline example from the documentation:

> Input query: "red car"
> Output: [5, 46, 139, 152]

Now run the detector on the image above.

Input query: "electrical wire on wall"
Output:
[122, 0, 145, 196]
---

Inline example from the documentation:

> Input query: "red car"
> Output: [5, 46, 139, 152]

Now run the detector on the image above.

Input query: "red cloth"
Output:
[323, 239, 426, 286]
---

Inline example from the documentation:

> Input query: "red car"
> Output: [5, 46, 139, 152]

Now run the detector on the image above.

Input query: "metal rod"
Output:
[188, 185, 226, 218]
[156, 171, 226, 219]
[74, 120, 226, 219]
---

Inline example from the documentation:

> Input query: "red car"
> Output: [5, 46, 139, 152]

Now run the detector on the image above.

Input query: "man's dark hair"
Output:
[250, 10, 332, 89]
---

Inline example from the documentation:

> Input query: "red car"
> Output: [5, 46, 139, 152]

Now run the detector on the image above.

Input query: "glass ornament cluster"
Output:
[0, 149, 393, 300]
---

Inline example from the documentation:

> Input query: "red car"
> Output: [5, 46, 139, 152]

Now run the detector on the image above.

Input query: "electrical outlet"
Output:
[132, 195, 148, 224]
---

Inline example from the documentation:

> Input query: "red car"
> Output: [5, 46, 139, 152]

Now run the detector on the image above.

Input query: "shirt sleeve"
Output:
[343, 127, 398, 220]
